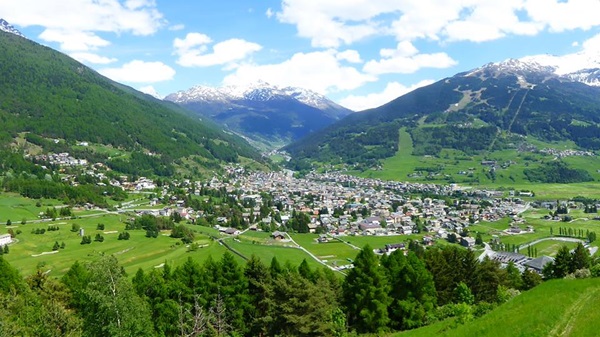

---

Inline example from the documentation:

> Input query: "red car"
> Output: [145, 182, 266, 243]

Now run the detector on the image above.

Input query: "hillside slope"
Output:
[0, 31, 263, 175]
[284, 59, 600, 180]
[396, 278, 600, 337]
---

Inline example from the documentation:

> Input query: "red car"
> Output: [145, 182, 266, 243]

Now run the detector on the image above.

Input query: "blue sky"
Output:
[3, 0, 600, 110]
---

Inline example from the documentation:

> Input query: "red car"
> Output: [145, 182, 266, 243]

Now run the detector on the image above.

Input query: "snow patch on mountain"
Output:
[0, 19, 25, 38]
[166, 81, 345, 110]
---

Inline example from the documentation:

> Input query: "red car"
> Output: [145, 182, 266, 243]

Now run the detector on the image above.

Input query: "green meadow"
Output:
[394, 278, 600, 337]
[2, 212, 231, 277]
[357, 128, 600, 198]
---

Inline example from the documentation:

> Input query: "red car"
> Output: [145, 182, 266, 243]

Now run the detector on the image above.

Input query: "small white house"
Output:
[0, 234, 12, 247]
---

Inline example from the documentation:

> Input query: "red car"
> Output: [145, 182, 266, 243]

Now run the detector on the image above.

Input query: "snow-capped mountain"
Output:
[167, 81, 348, 113]
[0, 19, 25, 38]
[464, 55, 600, 88]
[165, 82, 353, 148]
[520, 52, 600, 86]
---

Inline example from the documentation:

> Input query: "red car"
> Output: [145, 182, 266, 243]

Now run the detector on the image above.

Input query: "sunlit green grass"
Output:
[393, 278, 600, 337]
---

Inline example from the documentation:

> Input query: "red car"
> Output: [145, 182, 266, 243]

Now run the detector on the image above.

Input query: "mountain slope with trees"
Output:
[285, 59, 600, 177]
[0, 31, 264, 176]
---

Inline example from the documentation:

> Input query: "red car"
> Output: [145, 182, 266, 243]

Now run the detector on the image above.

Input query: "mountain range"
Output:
[285, 56, 600, 175]
[165, 81, 353, 148]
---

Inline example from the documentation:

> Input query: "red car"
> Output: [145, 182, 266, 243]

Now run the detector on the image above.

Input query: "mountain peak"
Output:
[466, 58, 555, 79]
[167, 81, 342, 110]
[0, 19, 25, 38]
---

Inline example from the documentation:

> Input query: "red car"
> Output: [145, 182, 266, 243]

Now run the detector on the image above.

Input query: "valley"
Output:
[2, 12, 600, 336]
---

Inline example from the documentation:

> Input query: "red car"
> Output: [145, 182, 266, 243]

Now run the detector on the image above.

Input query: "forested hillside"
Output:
[285, 60, 600, 172]
[0, 31, 263, 175]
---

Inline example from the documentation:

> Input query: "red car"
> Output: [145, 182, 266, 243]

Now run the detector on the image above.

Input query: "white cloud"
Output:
[138, 85, 162, 99]
[339, 80, 435, 111]
[174, 33, 262, 67]
[525, 0, 600, 32]
[39, 29, 111, 52]
[70, 52, 117, 64]
[522, 32, 600, 75]
[364, 43, 457, 75]
[0, 0, 163, 52]
[266, 8, 274, 18]
[223, 50, 376, 94]
[276, 0, 600, 48]
[168, 24, 185, 31]
[99, 60, 175, 83]
[336, 50, 362, 63]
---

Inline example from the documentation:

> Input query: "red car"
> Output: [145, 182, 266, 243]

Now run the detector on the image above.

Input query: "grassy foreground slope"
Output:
[395, 278, 600, 337]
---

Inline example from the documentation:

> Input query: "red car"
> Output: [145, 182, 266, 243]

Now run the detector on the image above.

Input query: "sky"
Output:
[2, 0, 600, 111]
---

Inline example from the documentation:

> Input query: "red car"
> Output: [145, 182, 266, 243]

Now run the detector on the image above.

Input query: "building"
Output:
[0, 234, 12, 247]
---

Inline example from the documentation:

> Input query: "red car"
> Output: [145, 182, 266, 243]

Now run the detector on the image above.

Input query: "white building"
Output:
[0, 234, 12, 247]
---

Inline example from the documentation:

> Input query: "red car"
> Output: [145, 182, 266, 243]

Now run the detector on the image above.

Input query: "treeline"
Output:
[2, 175, 126, 208]
[524, 161, 593, 183]
[0, 243, 548, 336]
[410, 125, 498, 156]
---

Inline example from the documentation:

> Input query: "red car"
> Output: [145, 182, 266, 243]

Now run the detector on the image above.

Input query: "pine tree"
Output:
[382, 250, 436, 330]
[570, 242, 590, 272]
[552, 245, 572, 278]
[244, 255, 274, 336]
[343, 245, 390, 333]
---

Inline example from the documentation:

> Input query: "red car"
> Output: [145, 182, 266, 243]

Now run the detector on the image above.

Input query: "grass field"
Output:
[290, 233, 359, 267]
[394, 278, 600, 337]
[0, 192, 65, 223]
[342, 234, 423, 250]
[2, 213, 236, 277]
[225, 239, 322, 270]
[354, 128, 600, 198]
[519, 240, 580, 257]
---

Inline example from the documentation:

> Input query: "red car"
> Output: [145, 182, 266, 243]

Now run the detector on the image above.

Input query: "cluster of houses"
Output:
[32, 152, 88, 167]
[142, 170, 531, 250]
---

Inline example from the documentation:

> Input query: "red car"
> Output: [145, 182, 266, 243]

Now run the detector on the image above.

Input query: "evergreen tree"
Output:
[298, 259, 313, 281]
[272, 271, 338, 336]
[244, 255, 274, 336]
[521, 268, 542, 290]
[382, 250, 436, 330]
[473, 257, 506, 303]
[571, 242, 591, 272]
[343, 245, 390, 333]
[552, 245, 572, 278]
[505, 261, 523, 290]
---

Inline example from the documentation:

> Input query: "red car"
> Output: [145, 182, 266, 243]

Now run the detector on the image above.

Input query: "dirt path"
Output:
[548, 288, 598, 336]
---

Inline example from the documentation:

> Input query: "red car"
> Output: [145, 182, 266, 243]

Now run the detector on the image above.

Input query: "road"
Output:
[519, 237, 585, 250]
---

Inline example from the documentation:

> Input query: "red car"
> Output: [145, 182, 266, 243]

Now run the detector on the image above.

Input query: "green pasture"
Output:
[342, 234, 422, 250]
[395, 278, 600, 337]
[355, 128, 600, 198]
[290, 233, 358, 267]
[0, 192, 65, 223]
[225, 239, 322, 270]
[2, 213, 232, 278]
[519, 240, 580, 257]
